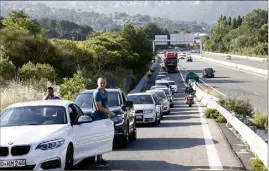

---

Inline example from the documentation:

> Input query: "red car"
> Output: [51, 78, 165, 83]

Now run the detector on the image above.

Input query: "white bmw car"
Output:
[0, 100, 114, 170]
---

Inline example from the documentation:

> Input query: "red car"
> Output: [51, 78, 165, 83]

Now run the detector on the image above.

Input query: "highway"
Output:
[201, 53, 268, 70]
[75, 62, 244, 170]
[178, 57, 268, 114]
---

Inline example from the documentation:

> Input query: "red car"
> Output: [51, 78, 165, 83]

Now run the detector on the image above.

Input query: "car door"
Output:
[152, 93, 161, 118]
[73, 104, 114, 158]
[68, 104, 86, 161]
[122, 91, 135, 132]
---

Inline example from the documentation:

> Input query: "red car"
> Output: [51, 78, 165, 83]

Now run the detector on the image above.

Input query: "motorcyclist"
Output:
[185, 84, 195, 103]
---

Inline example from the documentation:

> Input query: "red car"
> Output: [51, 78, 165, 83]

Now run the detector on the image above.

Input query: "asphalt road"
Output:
[178, 57, 268, 114]
[74, 60, 244, 170]
[202, 53, 268, 70]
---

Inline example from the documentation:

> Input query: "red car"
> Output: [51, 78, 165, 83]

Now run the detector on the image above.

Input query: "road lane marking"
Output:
[197, 103, 223, 170]
[254, 92, 260, 96]
[179, 69, 223, 170]
[238, 86, 244, 89]
[180, 68, 226, 97]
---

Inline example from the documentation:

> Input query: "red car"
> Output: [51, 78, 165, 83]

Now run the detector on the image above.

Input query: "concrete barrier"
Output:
[204, 51, 267, 62]
[129, 60, 158, 94]
[191, 82, 268, 169]
[192, 55, 268, 76]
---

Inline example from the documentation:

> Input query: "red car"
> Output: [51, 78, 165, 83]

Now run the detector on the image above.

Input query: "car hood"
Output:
[133, 104, 155, 110]
[0, 124, 69, 146]
[81, 106, 124, 115]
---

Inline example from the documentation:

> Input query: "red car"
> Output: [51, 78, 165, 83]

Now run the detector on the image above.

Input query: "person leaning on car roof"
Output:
[44, 86, 61, 100]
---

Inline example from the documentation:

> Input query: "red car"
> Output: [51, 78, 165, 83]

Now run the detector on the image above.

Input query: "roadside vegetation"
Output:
[204, 108, 227, 123]
[0, 10, 163, 111]
[204, 9, 268, 58]
[249, 155, 267, 171]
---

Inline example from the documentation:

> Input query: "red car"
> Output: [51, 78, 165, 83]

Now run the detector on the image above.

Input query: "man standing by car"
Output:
[44, 87, 61, 100]
[92, 77, 115, 167]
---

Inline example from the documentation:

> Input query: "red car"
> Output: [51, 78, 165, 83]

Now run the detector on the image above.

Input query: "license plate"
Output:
[136, 116, 142, 119]
[0, 159, 26, 168]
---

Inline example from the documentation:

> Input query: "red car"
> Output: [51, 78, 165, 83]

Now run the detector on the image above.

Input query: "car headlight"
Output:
[143, 110, 153, 113]
[36, 138, 65, 150]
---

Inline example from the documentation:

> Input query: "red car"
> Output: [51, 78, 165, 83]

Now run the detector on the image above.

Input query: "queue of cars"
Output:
[0, 69, 177, 170]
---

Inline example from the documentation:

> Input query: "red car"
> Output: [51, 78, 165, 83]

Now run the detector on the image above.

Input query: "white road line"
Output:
[193, 55, 268, 79]
[180, 68, 227, 97]
[197, 103, 223, 170]
[179, 69, 223, 170]
[254, 92, 260, 96]
[238, 86, 244, 89]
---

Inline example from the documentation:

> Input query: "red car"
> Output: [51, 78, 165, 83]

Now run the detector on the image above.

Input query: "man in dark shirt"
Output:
[92, 77, 115, 167]
[44, 87, 61, 100]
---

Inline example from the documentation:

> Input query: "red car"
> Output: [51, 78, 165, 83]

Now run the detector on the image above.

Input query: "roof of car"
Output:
[156, 80, 169, 83]
[80, 88, 121, 94]
[127, 92, 152, 96]
[5, 100, 73, 109]
[151, 86, 167, 88]
[156, 75, 166, 77]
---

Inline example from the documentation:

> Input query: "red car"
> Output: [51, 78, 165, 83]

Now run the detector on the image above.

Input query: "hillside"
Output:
[1, 1, 212, 32]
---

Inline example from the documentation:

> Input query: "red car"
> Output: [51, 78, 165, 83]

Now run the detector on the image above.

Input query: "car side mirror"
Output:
[75, 116, 92, 125]
[126, 100, 133, 107]
[214, 70, 216, 72]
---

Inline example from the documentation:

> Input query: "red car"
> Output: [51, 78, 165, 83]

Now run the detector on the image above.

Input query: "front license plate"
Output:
[0, 159, 26, 168]
[136, 115, 142, 119]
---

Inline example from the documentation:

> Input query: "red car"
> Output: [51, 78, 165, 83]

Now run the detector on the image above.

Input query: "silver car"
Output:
[147, 89, 170, 114]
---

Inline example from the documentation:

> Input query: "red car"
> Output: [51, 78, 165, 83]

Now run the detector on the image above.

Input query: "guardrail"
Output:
[192, 54, 268, 76]
[191, 81, 268, 169]
[204, 51, 267, 62]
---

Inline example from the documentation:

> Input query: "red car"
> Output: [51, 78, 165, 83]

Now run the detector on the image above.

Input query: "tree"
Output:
[228, 17, 232, 26]
[2, 10, 42, 35]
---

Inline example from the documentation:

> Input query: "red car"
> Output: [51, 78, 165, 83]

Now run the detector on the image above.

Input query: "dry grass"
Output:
[0, 80, 59, 111]
[199, 85, 222, 98]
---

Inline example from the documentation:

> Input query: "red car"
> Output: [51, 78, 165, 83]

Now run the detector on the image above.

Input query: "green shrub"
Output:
[219, 96, 254, 117]
[59, 71, 88, 100]
[253, 112, 268, 130]
[204, 108, 219, 119]
[0, 56, 16, 81]
[129, 74, 137, 90]
[249, 155, 267, 171]
[205, 108, 227, 123]
[216, 115, 227, 123]
[18, 62, 56, 82]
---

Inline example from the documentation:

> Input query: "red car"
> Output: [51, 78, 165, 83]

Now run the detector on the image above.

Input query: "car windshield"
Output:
[156, 75, 166, 80]
[156, 83, 169, 88]
[159, 72, 168, 76]
[74, 93, 93, 108]
[166, 58, 177, 63]
[127, 95, 153, 104]
[75, 92, 121, 108]
[154, 91, 167, 99]
[0, 106, 67, 127]
[205, 68, 213, 72]
[158, 89, 169, 95]
[168, 82, 176, 85]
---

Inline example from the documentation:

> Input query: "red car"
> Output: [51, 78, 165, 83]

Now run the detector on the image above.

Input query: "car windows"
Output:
[73, 104, 84, 118]
[0, 106, 67, 127]
[69, 105, 79, 124]
[127, 95, 154, 104]
[74, 93, 93, 108]
[108, 92, 121, 107]
[121, 92, 127, 104]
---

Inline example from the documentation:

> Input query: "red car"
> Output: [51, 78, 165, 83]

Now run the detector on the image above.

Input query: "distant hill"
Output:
[28, 1, 267, 24]
[1, 1, 213, 32]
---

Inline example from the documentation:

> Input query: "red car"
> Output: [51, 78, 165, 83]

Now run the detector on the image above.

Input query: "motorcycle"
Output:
[186, 94, 194, 107]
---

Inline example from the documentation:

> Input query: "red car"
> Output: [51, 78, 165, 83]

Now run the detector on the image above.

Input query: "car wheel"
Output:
[64, 145, 74, 170]
[153, 114, 158, 126]
[167, 110, 170, 115]
[170, 103, 174, 108]
[122, 125, 129, 147]
[130, 121, 137, 141]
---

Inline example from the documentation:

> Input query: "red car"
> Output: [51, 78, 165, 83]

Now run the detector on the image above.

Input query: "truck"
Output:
[163, 52, 178, 73]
